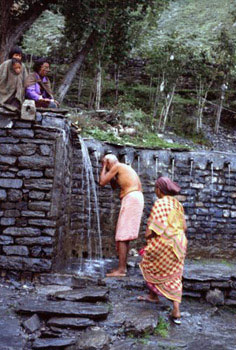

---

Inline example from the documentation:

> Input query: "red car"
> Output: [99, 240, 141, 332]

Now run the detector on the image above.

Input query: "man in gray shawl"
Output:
[0, 46, 27, 112]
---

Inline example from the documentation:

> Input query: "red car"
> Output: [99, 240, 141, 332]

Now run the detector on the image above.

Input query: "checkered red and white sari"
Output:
[139, 196, 187, 303]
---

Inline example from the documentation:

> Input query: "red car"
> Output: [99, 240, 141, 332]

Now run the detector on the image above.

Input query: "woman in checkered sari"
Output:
[139, 177, 187, 324]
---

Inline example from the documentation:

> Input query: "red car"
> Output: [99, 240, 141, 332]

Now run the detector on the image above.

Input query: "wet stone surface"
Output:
[51, 287, 109, 302]
[16, 298, 109, 320]
[0, 259, 236, 350]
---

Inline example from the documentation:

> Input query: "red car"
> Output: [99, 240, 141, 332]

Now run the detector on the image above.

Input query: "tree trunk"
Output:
[95, 59, 102, 110]
[0, 0, 14, 62]
[57, 30, 100, 103]
[114, 64, 120, 103]
[77, 69, 84, 103]
[88, 77, 96, 109]
[196, 80, 212, 132]
[0, 0, 56, 62]
[158, 105, 166, 130]
[149, 76, 153, 103]
[215, 89, 225, 134]
[161, 84, 176, 132]
[152, 80, 160, 119]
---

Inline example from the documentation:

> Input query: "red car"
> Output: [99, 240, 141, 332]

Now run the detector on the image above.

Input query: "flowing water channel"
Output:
[78, 136, 104, 275]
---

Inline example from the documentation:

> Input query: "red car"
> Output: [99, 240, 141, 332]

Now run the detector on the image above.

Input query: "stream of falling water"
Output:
[137, 156, 140, 175]
[211, 162, 214, 199]
[155, 157, 159, 176]
[171, 158, 175, 180]
[228, 163, 231, 186]
[190, 159, 193, 178]
[78, 136, 103, 275]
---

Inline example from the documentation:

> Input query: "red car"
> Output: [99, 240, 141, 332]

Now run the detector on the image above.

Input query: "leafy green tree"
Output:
[135, 0, 236, 131]
[0, 0, 58, 62]
[22, 10, 64, 57]
[56, 0, 156, 102]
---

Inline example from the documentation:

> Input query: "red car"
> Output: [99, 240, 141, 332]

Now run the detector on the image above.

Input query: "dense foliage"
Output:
[4, 0, 236, 146]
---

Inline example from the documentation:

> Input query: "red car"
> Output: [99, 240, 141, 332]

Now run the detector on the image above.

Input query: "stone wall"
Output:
[0, 112, 235, 276]
[0, 112, 73, 276]
[76, 139, 236, 260]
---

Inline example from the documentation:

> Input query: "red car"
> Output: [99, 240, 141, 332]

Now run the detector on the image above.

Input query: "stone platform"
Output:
[0, 258, 236, 350]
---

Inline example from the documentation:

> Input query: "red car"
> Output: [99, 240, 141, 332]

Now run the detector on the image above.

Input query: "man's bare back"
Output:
[99, 155, 142, 198]
[99, 154, 144, 277]
[114, 163, 142, 198]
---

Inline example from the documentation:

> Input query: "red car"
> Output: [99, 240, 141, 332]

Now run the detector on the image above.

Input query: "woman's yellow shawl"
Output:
[146, 196, 187, 261]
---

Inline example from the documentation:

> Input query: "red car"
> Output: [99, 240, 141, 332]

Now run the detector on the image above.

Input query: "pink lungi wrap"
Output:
[115, 191, 144, 242]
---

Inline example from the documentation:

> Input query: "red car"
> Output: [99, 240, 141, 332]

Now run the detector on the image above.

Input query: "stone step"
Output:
[16, 298, 109, 320]
[47, 317, 95, 329]
[183, 260, 236, 281]
[32, 337, 76, 349]
[50, 287, 109, 302]
[38, 273, 106, 288]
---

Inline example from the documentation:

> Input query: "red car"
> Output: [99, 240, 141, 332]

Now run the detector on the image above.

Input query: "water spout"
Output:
[153, 154, 159, 175]
[208, 160, 214, 198]
[88, 147, 97, 154]
[170, 156, 175, 180]
[189, 157, 194, 178]
[224, 161, 231, 186]
[119, 150, 127, 164]
[104, 149, 112, 155]
[134, 151, 140, 174]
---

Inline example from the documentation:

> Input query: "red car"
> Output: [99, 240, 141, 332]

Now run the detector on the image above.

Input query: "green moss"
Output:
[154, 316, 169, 338]
[173, 94, 198, 105]
[82, 127, 187, 149]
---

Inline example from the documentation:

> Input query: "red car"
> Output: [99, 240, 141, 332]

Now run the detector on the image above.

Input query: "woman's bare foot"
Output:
[106, 269, 126, 277]
[137, 294, 159, 303]
[109, 268, 127, 274]
[171, 300, 181, 319]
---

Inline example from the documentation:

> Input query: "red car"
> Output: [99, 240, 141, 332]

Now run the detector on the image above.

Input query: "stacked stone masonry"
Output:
[0, 112, 235, 275]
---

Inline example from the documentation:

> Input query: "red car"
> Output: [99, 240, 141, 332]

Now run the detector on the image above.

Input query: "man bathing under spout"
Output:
[99, 154, 144, 277]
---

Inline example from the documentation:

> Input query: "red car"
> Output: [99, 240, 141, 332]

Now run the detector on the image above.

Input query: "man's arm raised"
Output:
[99, 163, 119, 187]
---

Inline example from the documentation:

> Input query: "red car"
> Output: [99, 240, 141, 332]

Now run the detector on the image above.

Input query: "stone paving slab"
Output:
[0, 285, 25, 350]
[32, 337, 76, 349]
[16, 298, 109, 320]
[183, 259, 236, 281]
[51, 287, 109, 302]
[47, 317, 95, 329]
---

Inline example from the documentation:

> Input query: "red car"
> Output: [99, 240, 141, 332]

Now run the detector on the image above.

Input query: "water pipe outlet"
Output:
[119, 150, 127, 156]
[104, 149, 112, 155]
[88, 147, 97, 154]
[134, 151, 140, 158]
[153, 154, 159, 160]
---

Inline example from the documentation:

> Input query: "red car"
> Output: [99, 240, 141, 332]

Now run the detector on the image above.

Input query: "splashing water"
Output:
[155, 157, 159, 175]
[79, 137, 103, 272]
[190, 159, 193, 178]
[211, 162, 214, 199]
[228, 163, 231, 186]
[137, 155, 140, 175]
[171, 158, 175, 180]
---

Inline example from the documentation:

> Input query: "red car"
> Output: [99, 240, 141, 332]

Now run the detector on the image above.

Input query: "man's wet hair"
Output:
[9, 46, 23, 59]
[33, 58, 50, 73]
[104, 154, 118, 163]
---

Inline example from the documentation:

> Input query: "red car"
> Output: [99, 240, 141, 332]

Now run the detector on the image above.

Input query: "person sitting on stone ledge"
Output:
[25, 58, 58, 109]
[0, 48, 27, 112]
